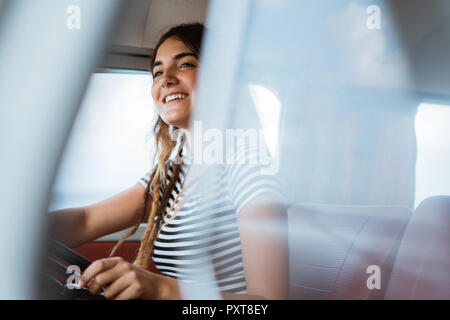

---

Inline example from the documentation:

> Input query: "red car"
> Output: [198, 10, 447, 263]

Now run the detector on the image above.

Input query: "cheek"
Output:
[190, 70, 199, 86]
[184, 72, 198, 97]
[151, 83, 158, 102]
[151, 85, 163, 108]
[151, 84, 165, 116]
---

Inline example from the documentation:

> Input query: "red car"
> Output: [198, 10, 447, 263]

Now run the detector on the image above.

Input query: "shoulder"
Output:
[224, 141, 285, 213]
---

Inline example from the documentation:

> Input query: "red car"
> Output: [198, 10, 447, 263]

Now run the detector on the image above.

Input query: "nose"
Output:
[158, 71, 178, 87]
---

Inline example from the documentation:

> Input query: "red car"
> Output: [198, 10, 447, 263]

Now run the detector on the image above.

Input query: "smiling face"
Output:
[151, 37, 199, 129]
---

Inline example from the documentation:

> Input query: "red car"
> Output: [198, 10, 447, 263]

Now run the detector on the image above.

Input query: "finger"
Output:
[88, 265, 124, 295]
[103, 275, 133, 300]
[80, 257, 122, 287]
[114, 284, 140, 300]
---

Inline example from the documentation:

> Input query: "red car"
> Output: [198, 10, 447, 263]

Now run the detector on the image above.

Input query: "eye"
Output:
[153, 71, 162, 78]
[180, 62, 195, 69]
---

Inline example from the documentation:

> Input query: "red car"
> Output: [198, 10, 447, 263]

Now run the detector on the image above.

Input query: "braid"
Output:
[133, 175, 162, 267]
[154, 117, 177, 187]
[108, 168, 157, 257]
[134, 162, 183, 269]
[109, 115, 182, 266]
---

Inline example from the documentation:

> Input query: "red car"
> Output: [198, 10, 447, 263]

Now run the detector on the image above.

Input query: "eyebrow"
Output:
[152, 52, 198, 73]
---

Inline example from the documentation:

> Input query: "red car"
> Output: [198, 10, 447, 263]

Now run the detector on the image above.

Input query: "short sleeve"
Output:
[137, 172, 154, 197]
[137, 172, 150, 188]
[226, 144, 286, 214]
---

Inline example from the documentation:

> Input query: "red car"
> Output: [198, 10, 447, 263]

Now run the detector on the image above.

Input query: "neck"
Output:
[179, 127, 194, 164]
[181, 127, 191, 148]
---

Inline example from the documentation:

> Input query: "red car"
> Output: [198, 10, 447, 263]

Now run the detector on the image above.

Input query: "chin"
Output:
[163, 113, 189, 128]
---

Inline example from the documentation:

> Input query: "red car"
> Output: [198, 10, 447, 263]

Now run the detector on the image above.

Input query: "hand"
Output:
[78, 257, 175, 300]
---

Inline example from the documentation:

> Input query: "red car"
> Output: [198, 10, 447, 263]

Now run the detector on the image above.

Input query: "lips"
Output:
[162, 92, 189, 104]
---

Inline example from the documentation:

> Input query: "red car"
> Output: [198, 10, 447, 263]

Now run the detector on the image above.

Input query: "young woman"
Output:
[49, 23, 288, 300]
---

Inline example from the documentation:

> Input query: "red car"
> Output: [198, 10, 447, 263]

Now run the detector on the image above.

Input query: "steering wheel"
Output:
[42, 238, 105, 300]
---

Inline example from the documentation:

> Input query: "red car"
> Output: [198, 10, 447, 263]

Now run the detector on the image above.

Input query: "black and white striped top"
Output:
[137, 145, 285, 294]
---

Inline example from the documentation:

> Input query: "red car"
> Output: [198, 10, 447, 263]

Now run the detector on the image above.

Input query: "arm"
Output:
[79, 194, 289, 300]
[222, 195, 289, 300]
[48, 183, 152, 248]
[169, 197, 288, 300]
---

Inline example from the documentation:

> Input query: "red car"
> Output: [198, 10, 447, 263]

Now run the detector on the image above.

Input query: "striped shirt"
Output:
[137, 145, 285, 294]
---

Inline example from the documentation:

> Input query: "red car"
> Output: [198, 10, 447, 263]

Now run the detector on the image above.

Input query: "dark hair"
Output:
[150, 23, 205, 75]
[110, 23, 205, 268]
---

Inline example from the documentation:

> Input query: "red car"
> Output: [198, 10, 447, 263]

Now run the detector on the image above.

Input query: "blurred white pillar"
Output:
[181, 0, 251, 300]
[0, 0, 122, 299]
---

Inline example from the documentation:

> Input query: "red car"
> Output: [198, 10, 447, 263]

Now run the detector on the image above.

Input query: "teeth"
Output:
[165, 93, 186, 103]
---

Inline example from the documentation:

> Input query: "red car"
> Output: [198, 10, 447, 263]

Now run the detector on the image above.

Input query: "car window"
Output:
[49, 71, 155, 211]
[414, 102, 450, 208]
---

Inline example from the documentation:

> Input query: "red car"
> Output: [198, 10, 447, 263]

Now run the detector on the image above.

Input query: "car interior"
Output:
[0, 0, 448, 300]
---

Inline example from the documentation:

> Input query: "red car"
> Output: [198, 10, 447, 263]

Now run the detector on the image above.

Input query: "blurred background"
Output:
[50, 0, 450, 212]
[0, 0, 448, 299]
